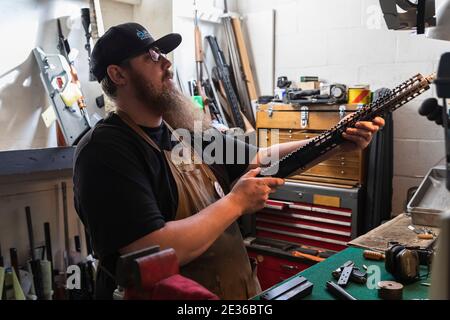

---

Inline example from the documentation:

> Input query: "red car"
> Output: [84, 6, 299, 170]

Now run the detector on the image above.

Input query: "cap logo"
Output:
[136, 29, 151, 40]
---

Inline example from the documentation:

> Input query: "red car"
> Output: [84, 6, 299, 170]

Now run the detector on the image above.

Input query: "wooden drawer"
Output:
[258, 128, 365, 185]
[304, 163, 361, 181]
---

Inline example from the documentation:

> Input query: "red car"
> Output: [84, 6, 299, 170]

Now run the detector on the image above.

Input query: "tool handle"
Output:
[326, 281, 357, 300]
[0, 243, 4, 267]
[10, 248, 19, 274]
[25, 206, 36, 261]
[363, 250, 385, 261]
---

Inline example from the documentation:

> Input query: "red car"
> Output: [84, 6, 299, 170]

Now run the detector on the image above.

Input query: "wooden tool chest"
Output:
[256, 103, 367, 186]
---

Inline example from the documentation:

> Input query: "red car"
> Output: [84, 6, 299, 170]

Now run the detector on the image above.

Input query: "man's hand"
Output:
[229, 168, 285, 215]
[341, 117, 385, 152]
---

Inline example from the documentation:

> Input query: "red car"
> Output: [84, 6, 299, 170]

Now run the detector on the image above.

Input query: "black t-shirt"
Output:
[73, 112, 257, 299]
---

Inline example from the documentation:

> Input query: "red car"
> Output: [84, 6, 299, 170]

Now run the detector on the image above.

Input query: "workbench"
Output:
[253, 246, 430, 300]
[252, 213, 439, 300]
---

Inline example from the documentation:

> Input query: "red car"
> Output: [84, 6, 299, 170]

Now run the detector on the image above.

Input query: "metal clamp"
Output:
[301, 106, 309, 128]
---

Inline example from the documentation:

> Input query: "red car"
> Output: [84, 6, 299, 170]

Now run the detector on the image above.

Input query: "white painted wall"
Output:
[237, 0, 449, 215]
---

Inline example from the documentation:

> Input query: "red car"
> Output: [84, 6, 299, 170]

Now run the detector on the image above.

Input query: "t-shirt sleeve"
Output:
[199, 129, 258, 183]
[73, 135, 165, 257]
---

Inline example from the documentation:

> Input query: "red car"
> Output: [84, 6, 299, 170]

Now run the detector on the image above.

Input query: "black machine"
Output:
[259, 73, 434, 178]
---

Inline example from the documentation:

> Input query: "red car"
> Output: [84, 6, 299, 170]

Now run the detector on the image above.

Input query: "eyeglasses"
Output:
[148, 47, 166, 62]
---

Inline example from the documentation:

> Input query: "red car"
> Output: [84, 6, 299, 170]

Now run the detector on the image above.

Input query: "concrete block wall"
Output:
[237, 0, 450, 215]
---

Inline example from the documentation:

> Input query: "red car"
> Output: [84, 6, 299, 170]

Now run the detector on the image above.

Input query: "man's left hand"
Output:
[341, 117, 385, 152]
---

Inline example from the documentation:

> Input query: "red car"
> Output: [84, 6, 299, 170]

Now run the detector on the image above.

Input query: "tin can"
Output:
[348, 85, 371, 105]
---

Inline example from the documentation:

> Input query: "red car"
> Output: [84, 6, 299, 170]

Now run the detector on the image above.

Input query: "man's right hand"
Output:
[229, 167, 285, 215]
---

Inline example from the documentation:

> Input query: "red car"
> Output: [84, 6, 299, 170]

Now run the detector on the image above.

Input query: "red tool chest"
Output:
[246, 180, 362, 290]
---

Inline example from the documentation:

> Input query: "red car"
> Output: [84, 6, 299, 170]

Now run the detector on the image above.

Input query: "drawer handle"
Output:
[281, 264, 298, 271]
[341, 170, 345, 174]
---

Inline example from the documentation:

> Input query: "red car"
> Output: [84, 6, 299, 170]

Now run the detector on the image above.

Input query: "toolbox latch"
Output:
[301, 106, 309, 128]
[339, 105, 346, 120]
[268, 106, 273, 118]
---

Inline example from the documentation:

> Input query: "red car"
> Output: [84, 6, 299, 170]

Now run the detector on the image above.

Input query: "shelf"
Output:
[0, 147, 75, 181]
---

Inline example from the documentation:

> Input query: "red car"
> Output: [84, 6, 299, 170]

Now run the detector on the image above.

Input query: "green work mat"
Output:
[255, 247, 430, 300]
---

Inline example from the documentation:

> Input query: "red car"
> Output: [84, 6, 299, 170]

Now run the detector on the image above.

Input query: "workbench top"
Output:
[253, 247, 430, 300]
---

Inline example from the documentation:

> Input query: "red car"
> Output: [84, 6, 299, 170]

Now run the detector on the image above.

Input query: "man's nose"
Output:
[160, 55, 172, 69]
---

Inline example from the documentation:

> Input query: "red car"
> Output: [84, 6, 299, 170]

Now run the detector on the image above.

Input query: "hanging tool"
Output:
[203, 55, 229, 127]
[81, 8, 96, 81]
[9, 248, 20, 283]
[43, 222, 55, 296]
[0, 243, 4, 267]
[25, 206, 44, 300]
[222, 15, 255, 126]
[193, 1, 213, 122]
[56, 18, 91, 143]
[206, 35, 245, 130]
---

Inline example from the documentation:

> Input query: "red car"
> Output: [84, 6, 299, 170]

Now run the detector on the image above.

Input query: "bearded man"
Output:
[73, 23, 384, 300]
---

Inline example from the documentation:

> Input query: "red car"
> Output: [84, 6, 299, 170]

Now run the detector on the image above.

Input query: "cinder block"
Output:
[393, 139, 445, 177]
[393, 100, 445, 140]
[396, 33, 450, 63]
[392, 175, 424, 215]
[275, 3, 299, 36]
[327, 28, 396, 66]
[276, 32, 327, 69]
[358, 62, 434, 89]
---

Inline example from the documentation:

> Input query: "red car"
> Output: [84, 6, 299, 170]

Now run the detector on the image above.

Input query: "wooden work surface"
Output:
[348, 213, 439, 252]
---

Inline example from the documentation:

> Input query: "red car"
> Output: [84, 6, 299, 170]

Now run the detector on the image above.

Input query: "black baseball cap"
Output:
[91, 22, 182, 82]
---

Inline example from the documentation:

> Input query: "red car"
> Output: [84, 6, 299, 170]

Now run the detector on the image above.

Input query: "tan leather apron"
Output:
[117, 111, 260, 300]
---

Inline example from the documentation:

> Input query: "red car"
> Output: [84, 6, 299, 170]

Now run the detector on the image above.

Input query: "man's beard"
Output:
[130, 69, 211, 132]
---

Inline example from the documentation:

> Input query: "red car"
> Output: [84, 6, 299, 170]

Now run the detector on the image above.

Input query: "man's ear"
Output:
[106, 65, 128, 86]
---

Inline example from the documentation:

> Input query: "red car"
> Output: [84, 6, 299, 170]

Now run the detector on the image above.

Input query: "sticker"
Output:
[214, 181, 225, 198]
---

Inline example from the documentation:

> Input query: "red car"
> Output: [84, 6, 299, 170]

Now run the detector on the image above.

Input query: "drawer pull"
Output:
[341, 170, 345, 174]
[281, 264, 298, 271]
